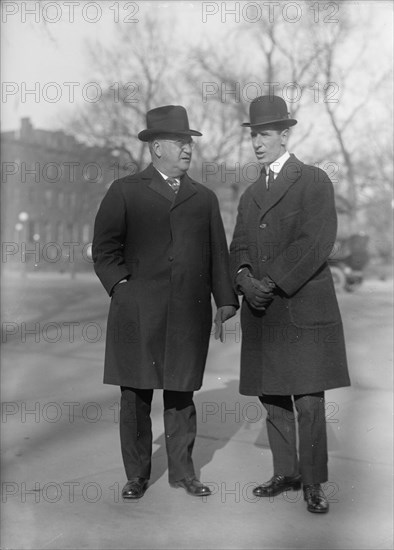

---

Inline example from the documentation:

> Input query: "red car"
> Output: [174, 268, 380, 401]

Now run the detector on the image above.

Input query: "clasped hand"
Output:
[237, 270, 274, 311]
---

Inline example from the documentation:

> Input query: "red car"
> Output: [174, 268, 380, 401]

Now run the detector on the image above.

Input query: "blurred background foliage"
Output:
[2, 1, 393, 272]
[66, 2, 393, 261]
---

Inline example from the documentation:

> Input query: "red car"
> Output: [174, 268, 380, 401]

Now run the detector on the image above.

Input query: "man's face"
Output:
[251, 126, 288, 167]
[154, 134, 194, 177]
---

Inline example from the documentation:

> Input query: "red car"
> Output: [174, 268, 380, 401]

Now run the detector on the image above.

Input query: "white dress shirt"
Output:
[265, 150, 290, 186]
[156, 169, 180, 186]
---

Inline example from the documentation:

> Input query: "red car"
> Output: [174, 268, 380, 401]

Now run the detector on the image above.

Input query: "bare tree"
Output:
[68, 15, 180, 172]
[310, 3, 393, 228]
[187, 11, 335, 196]
[63, 2, 392, 257]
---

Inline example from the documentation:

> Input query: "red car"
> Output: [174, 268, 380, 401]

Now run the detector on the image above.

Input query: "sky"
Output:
[1, 1, 225, 130]
[1, 0, 393, 132]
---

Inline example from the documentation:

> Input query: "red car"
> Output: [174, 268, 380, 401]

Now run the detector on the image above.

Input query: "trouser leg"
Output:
[294, 391, 328, 485]
[259, 394, 299, 477]
[163, 390, 196, 484]
[119, 386, 153, 480]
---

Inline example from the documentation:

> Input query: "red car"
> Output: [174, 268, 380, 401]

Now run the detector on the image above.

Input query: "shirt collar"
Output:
[156, 168, 179, 183]
[269, 151, 290, 175]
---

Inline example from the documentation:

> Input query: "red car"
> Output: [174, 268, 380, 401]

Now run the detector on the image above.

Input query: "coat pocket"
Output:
[289, 277, 341, 328]
[279, 208, 302, 222]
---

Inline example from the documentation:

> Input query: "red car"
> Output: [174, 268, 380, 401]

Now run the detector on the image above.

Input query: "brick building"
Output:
[1, 118, 128, 274]
[1, 119, 359, 276]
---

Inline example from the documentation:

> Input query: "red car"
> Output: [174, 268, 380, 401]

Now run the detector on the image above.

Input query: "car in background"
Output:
[328, 233, 370, 292]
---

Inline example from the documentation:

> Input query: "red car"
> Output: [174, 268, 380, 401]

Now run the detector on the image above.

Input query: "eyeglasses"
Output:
[160, 138, 195, 150]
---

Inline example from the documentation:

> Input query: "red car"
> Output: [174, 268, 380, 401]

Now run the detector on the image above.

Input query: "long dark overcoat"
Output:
[229, 154, 350, 396]
[93, 164, 238, 391]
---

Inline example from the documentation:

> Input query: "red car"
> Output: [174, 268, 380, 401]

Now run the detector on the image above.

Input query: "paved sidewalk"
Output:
[1, 275, 393, 549]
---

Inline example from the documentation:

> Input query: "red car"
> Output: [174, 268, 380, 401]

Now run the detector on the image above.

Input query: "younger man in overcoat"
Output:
[229, 96, 350, 513]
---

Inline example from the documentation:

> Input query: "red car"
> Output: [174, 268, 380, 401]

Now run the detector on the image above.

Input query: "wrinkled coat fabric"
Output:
[229, 154, 350, 396]
[93, 164, 238, 391]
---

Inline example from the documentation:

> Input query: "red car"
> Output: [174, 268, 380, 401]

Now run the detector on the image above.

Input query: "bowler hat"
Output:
[138, 105, 202, 141]
[241, 96, 297, 128]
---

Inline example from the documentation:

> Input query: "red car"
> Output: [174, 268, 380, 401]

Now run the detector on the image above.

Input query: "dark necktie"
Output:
[167, 177, 180, 194]
[266, 169, 275, 190]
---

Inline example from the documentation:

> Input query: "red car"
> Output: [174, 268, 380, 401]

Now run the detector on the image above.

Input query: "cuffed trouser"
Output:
[259, 392, 328, 485]
[120, 387, 196, 483]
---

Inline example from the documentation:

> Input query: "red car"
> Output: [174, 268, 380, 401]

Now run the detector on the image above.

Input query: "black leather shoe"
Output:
[121, 478, 148, 500]
[253, 474, 302, 497]
[303, 484, 329, 513]
[171, 477, 212, 497]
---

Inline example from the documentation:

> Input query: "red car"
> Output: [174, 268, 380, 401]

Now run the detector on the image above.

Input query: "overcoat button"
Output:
[168, 256, 174, 262]
[260, 223, 267, 229]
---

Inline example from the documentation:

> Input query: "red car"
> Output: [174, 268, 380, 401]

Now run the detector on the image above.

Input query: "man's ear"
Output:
[152, 139, 162, 158]
[280, 129, 289, 145]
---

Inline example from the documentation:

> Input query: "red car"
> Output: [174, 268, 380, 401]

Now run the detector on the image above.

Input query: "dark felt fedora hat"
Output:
[138, 105, 202, 141]
[241, 96, 297, 128]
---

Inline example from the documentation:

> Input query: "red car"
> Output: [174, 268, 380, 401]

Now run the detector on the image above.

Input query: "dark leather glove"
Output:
[260, 275, 276, 293]
[214, 305, 237, 342]
[236, 269, 273, 311]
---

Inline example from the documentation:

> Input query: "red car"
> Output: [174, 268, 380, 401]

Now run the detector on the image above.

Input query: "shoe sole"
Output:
[304, 494, 329, 513]
[306, 506, 329, 513]
[254, 481, 302, 497]
[122, 486, 148, 500]
[170, 483, 211, 497]
[122, 495, 145, 500]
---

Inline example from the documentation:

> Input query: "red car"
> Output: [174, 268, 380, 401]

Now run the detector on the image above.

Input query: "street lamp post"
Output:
[17, 211, 29, 278]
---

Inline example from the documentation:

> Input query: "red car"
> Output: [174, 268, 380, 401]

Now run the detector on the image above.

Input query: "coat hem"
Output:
[103, 379, 203, 391]
[239, 380, 351, 396]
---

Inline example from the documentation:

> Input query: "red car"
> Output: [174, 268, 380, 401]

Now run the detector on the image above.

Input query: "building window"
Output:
[44, 221, 51, 243]
[28, 186, 35, 203]
[28, 221, 35, 242]
[70, 192, 77, 209]
[72, 222, 79, 242]
[82, 224, 90, 243]
[28, 220, 40, 242]
[58, 192, 64, 209]
[45, 190, 53, 207]
[56, 221, 64, 243]
[66, 223, 73, 242]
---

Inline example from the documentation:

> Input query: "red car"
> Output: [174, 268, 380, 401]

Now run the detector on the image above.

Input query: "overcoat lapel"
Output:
[251, 154, 303, 217]
[249, 170, 267, 210]
[143, 164, 197, 207]
[146, 165, 176, 203]
[170, 173, 197, 210]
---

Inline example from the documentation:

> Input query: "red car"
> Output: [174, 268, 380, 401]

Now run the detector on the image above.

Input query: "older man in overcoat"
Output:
[93, 105, 238, 499]
[229, 96, 350, 514]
